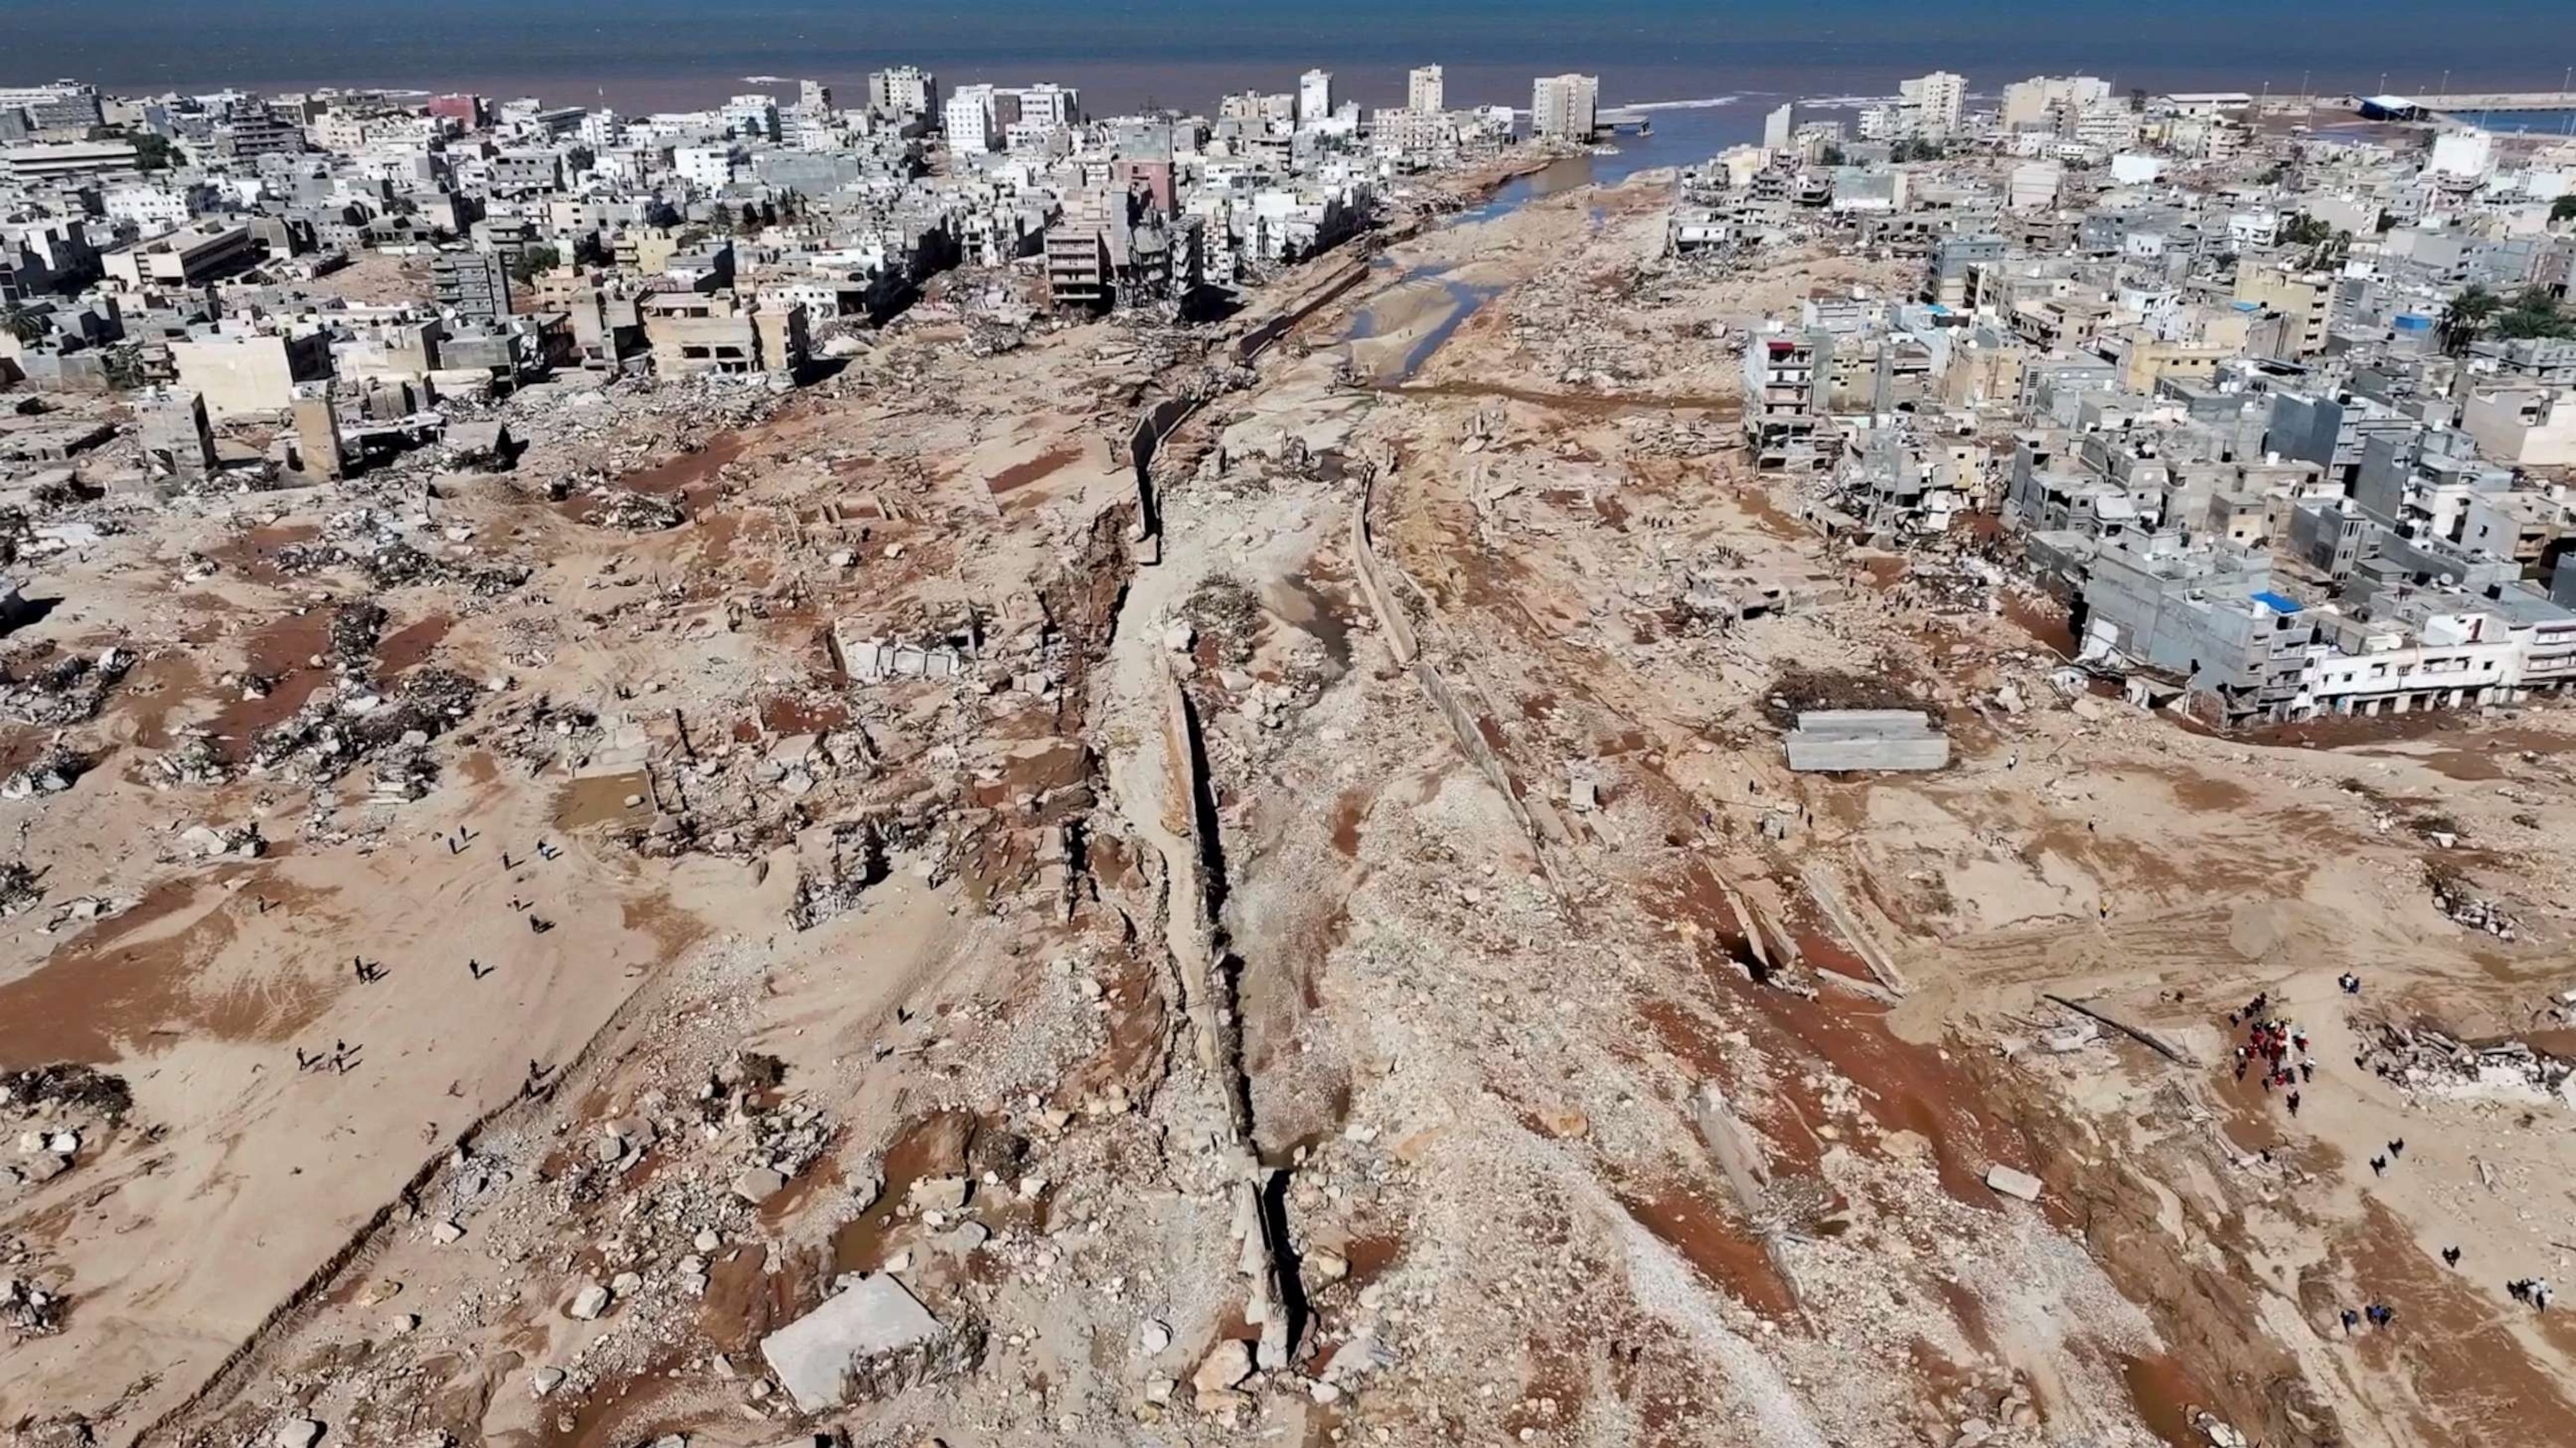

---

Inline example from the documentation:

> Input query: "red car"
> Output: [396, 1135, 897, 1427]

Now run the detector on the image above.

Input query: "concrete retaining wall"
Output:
[1232, 254, 1374, 364]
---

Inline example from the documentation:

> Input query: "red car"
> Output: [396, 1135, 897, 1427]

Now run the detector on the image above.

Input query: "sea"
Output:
[10, 0, 2576, 160]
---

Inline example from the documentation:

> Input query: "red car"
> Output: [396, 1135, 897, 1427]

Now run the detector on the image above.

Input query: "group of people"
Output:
[2339, 1304, 2398, 1331]
[293, 1039, 361, 1075]
[2510, 1278, 2554, 1311]
[2229, 993, 2314, 1115]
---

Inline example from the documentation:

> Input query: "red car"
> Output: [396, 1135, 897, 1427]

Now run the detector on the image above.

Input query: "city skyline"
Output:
[11, 0, 2576, 117]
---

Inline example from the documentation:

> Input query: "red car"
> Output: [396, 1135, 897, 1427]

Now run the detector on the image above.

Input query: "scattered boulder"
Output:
[1984, 1165, 2043, 1202]
[1192, 1338, 1254, 1395]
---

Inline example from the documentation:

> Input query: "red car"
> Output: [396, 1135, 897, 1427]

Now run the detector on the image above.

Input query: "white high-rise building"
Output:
[2000, 75, 2108, 132]
[944, 86, 1000, 153]
[869, 65, 939, 118]
[1299, 70, 1335, 126]
[1763, 101, 1794, 151]
[1408, 65, 1446, 115]
[1012, 83, 1083, 128]
[1898, 71, 1966, 138]
[1531, 73, 1599, 142]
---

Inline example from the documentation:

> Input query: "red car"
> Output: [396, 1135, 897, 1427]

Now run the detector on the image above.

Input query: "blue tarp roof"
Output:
[2251, 590, 2303, 615]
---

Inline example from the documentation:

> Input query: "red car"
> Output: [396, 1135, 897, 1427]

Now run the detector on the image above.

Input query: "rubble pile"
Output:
[0, 1065, 132, 1124]
[153, 734, 229, 787]
[2355, 1020, 2576, 1103]
[2426, 862, 2518, 940]
[579, 489, 688, 532]
[1179, 576, 1263, 667]
[787, 821, 886, 929]
[0, 1273, 65, 1341]
[0, 860, 39, 916]
[0, 644, 131, 726]
[1, 743, 88, 799]
[247, 668, 482, 782]
[330, 600, 388, 669]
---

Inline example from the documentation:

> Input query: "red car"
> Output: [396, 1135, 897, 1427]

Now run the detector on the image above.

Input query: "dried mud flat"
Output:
[6, 170, 2576, 1448]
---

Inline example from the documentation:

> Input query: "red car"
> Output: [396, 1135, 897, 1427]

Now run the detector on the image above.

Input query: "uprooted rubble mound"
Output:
[248, 667, 482, 781]
[579, 489, 688, 531]
[788, 821, 888, 930]
[2356, 1018, 2574, 1101]
[0, 645, 131, 727]
[1181, 575, 1262, 667]
[1, 1066, 132, 1124]
[0, 862, 38, 916]
[330, 599, 387, 667]
[1758, 662, 1935, 729]
[1, 744, 88, 800]
[3, 1414, 96, 1448]
[268, 537, 532, 598]
[2426, 860, 2518, 940]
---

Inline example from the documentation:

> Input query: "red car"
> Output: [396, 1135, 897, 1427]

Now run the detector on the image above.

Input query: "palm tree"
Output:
[2439, 285, 2504, 355]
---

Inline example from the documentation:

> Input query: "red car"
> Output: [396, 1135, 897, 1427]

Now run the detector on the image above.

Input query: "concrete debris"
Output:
[2039, 1020, 2101, 1054]
[759, 1273, 974, 1413]
[1191, 1338, 1254, 1396]
[1983, 1165, 2044, 1203]
[2357, 1020, 2576, 1103]
[2427, 863, 2518, 940]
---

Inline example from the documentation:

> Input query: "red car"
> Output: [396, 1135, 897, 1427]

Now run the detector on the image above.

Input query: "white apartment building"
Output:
[2298, 610, 2521, 716]
[1531, 74, 1599, 143]
[2000, 75, 2109, 132]
[1012, 84, 1082, 128]
[870, 66, 937, 117]
[1408, 65, 1445, 116]
[103, 183, 207, 231]
[944, 86, 1002, 153]
[1299, 70, 1334, 127]
[1898, 71, 1967, 138]
[675, 144, 738, 190]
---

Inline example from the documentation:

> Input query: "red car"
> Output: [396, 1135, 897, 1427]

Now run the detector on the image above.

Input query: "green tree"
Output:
[2279, 213, 2334, 247]
[131, 132, 179, 170]
[507, 243, 561, 283]
[2439, 284, 2504, 354]
[100, 345, 147, 391]
[2554, 195, 2576, 224]
[1, 304, 45, 345]
[2494, 287, 2576, 340]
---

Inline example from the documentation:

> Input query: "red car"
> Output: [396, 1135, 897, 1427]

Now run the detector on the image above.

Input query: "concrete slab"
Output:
[759, 1273, 946, 1412]
[1985, 1165, 2044, 1202]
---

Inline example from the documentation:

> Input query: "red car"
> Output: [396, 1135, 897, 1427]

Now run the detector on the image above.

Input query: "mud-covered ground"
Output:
[8, 164, 2576, 1448]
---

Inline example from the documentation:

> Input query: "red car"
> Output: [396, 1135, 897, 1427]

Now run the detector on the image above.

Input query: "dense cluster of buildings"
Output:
[0, 65, 1606, 486]
[1700, 75, 2576, 728]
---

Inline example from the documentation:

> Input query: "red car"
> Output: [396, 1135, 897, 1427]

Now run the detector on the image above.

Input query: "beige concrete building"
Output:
[2463, 387, 2576, 468]
[2233, 264, 2331, 356]
[101, 222, 258, 289]
[640, 290, 807, 376]
[168, 328, 332, 419]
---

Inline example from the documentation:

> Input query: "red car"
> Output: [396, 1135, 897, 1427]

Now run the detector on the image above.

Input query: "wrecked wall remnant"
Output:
[828, 619, 969, 684]
[1783, 710, 1950, 772]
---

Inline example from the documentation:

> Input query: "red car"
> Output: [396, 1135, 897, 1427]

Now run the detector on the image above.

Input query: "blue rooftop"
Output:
[2251, 590, 2303, 615]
